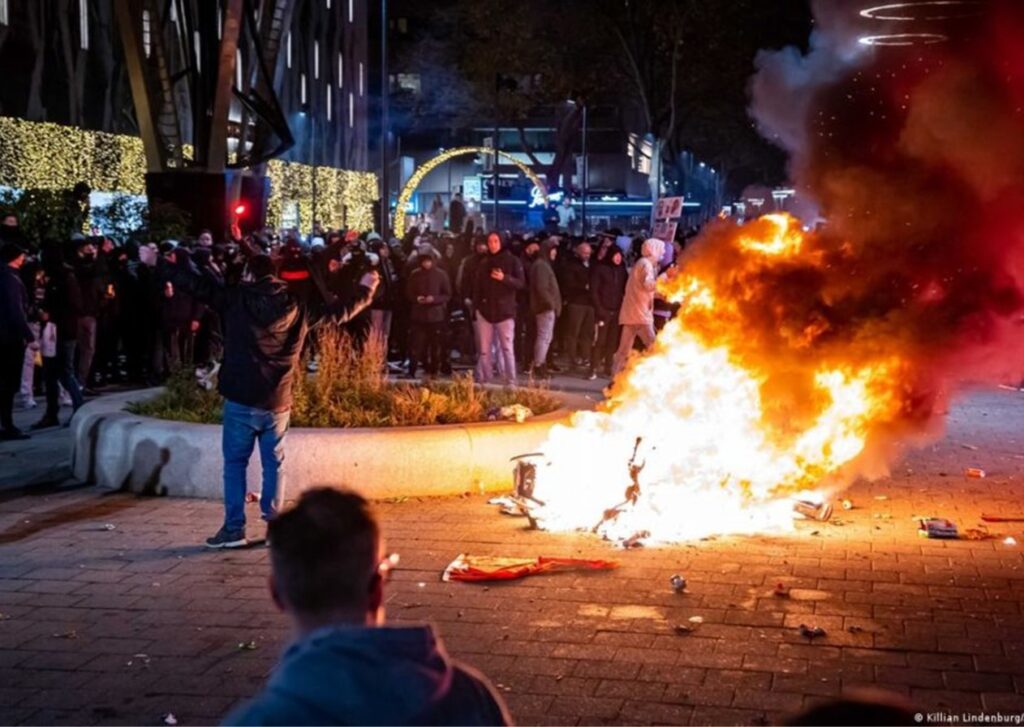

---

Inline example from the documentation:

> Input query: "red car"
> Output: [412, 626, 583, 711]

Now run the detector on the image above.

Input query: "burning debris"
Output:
[486, 1, 1024, 546]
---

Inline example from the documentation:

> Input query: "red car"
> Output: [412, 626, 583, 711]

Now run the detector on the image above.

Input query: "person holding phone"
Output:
[471, 232, 524, 385]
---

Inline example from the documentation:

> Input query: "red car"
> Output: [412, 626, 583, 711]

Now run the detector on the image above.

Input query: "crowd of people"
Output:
[1, 208, 692, 441]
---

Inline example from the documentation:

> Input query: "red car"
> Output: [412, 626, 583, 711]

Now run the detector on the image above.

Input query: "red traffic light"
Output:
[234, 203, 247, 216]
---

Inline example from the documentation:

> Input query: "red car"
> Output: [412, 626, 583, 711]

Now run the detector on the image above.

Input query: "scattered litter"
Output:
[237, 640, 258, 651]
[962, 528, 996, 541]
[100, 523, 116, 531]
[810, 530, 821, 537]
[960, 443, 979, 451]
[0, 613, 9, 621]
[965, 468, 987, 479]
[669, 574, 687, 593]
[442, 554, 618, 582]
[619, 531, 650, 549]
[773, 583, 790, 598]
[244, 492, 260, 504]
[417, 582, 426, 588]
[873, 513, 892, 520]
[53, 629, 77, 639]
[841, 499, 854, 511]
[163, 713, 178, 726]
[874, 495, 888, 501]
[799, 624, 827, 640]
[847, 625, 864, 634]
[918, 518, 959, 539]
[793, 500, 833, 522]
[499, 404, 534, 423]
[1005, 537, 1018, 546]
[688, 616, 704, 624]
[673, 624, 695, 635]
[981, 514, 1024, 522]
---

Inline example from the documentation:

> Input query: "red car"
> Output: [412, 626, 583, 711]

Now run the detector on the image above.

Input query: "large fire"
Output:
[529, 214, 909, 544]
[523, 0, 1024, 544]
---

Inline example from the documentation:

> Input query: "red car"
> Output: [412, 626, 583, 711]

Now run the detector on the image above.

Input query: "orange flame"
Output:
[531, 214, 907, 543]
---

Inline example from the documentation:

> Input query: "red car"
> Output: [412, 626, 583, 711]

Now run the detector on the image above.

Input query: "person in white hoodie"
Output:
[613, 237, 665, 375]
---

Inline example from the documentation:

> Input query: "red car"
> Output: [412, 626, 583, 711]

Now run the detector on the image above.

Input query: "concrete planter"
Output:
[71, 388, 588, 500]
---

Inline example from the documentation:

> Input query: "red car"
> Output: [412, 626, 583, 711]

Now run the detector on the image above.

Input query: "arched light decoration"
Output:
[393, 147, 548, 238]
[859, 1, 983, 21]
[858, 32, 948, 46]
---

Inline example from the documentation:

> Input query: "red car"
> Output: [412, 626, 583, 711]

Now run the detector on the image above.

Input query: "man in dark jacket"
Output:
[471, 232, 524, 384]
[590, 248, 628, 377]
[528, 239, 562, 379]
[223, 488, 511, 726]
[405, 252, 451, 378]
[174, 253, 378, 548]
[559, 241, 597, 379]
[33, 243, 85, 429]
[0, 243, 34, 440]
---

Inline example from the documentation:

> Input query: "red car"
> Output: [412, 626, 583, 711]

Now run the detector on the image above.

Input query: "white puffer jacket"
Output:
[618, 238, 665, 326]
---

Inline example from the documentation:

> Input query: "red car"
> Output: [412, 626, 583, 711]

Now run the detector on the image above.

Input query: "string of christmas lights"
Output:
[0, 117, 377, 232]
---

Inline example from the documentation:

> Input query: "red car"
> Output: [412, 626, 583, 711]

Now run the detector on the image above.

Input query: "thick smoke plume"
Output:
[736, 0, 1024, 447]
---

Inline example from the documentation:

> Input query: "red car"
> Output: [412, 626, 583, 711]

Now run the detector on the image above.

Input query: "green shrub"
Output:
[127, 325, 560, 427]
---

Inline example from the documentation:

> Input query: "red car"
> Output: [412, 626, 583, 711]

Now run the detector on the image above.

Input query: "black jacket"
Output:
[174, 263, 374, 412]
[591, 259, 628, 318]
[406, 265, 452, 324]
[0, 265, 33, 346]
[41, 263, 82, 341]
[471, 249, 525, 324]
[559, 257, 593, 307]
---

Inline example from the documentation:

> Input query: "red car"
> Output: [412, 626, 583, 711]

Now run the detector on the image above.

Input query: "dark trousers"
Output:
[0, 342, 25, 431]
[561, 303, 596, 367]
[154, 325, 193, 377]
[408, 321, 446, 376]
[43, 341, 84, 420]
[593, 312, 621, 374]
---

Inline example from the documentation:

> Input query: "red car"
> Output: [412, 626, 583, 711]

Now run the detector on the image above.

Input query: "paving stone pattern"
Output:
[0, 390, 1023, 725]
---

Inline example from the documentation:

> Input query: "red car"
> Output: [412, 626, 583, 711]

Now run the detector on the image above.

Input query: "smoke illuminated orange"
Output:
[530, 213, 908, 544]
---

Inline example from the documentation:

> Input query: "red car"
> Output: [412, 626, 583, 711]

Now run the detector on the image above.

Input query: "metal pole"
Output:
[493, 75, 500, 232]
[310, 115, 317, 236]
[580, 103, 588, 235]
[379, 0, 389, 236]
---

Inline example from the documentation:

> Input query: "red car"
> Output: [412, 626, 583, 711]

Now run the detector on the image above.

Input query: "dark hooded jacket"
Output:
[590, 254, 628, 320]
[406, 261, 452, 324]
[558, 255, 593, 307]
[173, 260, 373, 412]
[223, 625, 510, 726]
[529, 240, 562, 316]
[471, 245, 525, 324]
[0, 263, 33, 346]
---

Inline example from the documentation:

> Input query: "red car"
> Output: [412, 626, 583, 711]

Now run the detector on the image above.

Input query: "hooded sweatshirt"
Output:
[223, 625, 511, 726]
[529, 240, 562, 316]
[619, 238, 665, 326]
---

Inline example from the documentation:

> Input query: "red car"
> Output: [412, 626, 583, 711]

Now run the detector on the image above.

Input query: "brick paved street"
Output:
[1, 389, 1024, 725]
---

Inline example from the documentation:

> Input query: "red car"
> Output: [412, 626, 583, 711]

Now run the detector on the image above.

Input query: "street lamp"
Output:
[567, 98, 588, 235]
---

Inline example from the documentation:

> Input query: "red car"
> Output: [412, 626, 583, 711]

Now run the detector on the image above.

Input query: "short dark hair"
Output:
[246, 254, 276, 280]
[267, 488, 380, 615]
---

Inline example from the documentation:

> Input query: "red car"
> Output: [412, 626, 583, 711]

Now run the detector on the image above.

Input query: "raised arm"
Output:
[170, 253, 230, 313]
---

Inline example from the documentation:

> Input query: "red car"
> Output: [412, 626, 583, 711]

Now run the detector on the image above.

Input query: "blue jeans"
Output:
[222, 399, 290, 533]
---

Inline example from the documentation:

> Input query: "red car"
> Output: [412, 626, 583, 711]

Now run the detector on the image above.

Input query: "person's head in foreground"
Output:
[223, 488, 511, 726]
[783, 690, 918, 726]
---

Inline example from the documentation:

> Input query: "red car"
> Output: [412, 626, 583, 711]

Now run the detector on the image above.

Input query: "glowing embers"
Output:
[858, 33, 948, 46]
[859, 1, 984, 21]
